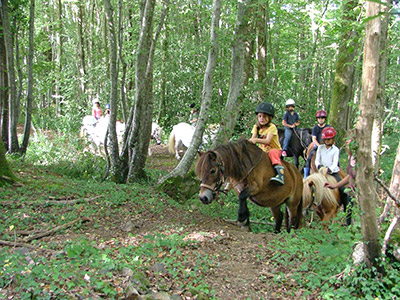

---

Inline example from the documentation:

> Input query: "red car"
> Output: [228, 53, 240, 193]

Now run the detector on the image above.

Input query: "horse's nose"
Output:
[199, 195, 210, 204]
[199, 190, 213, 204]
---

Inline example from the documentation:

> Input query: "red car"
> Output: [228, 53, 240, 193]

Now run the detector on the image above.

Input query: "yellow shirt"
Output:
[251, 123, 282, 153]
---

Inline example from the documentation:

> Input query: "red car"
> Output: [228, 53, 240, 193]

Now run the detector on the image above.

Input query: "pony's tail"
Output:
[168, 129, 176, 154]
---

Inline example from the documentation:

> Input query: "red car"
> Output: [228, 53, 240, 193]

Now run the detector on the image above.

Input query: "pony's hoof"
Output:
[237, 220, 251, 232]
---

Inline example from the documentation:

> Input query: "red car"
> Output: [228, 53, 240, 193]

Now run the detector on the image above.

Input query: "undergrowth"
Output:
[1, 129, 399, 299]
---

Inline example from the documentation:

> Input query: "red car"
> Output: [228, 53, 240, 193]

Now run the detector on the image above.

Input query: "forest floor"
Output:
[1, 143, 357, 300]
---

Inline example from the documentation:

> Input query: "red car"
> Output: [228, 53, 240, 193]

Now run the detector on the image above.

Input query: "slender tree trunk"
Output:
[77, 2, 86, 98]
[0, 140, 16, 185]
[117, 0, 128, 123]
[329, 0, 360, 140]
[379, 141, 400, 224]
[1, 0, 19, 153]
[159, 0, 221, 184]
[104, 0, 120, 182]
[0, 17, 9, 147]
[127, 0, 168, 181]
[371, 0, 390, 171]
[118, 0, 154, 182]
[20, 0, 35, 154]
[256, 1, 266, 101]
[212, 0, 248, 146]
[355, 0, 383, 273]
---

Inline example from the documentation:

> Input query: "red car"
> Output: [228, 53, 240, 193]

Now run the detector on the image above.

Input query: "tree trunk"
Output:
[104, 0, 121, 182]
[256, 1, 266, 101]
[0, 16, 9, 147]
[0, 140, 17, 185]
[20, 0, 35, 154]
[212, 0, 248, 146]
[329, 0, 360, 140]
[371, 0, 390, 172]
[118, 0, 128, 123]
[0, 0, 19, 153]
[127, 0, 168, 181]
[355, 0, 383, 273]
[379, 141, 400, 223]
[159, 0, 221, 185]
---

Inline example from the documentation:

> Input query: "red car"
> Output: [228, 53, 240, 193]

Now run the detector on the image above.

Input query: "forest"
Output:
[1, 0, 400, 299]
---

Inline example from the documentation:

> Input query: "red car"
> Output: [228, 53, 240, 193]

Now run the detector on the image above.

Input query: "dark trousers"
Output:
[332, 172, 352, 225]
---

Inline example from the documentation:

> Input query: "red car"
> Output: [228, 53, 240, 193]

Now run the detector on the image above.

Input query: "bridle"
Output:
[293, 128, 309, 159]
[200, 151, 227, 195]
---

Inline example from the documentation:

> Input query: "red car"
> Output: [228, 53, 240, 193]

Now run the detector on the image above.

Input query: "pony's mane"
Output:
[303, 172, 338, 208]
[196, 139, 263, 181]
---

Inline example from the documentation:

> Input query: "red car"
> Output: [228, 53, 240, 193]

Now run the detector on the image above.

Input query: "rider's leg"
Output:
[282, 127, 292, 152]
[304, 146, 317, 178]
[269, 149, 284, 185]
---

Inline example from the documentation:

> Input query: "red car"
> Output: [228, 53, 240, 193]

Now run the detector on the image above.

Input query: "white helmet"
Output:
[286, 99, 295, 107]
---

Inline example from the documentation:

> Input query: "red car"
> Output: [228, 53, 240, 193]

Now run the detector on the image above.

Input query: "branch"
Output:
[374, 174, 399, 206]
[0, 240, 55, 253]
[24, 217, 91, 242]
[0, 195, 102, 207]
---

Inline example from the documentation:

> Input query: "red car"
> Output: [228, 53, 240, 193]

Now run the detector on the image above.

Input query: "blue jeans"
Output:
[282, 127, 293, 151]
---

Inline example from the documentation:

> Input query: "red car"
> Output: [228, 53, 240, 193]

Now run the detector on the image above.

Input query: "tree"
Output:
[355, 0, 383, 273]
[329, 0, 360, 139]
[20, 0, 35, 154]
[212, 0, 248, 146]
[0, 141, 16, 186]
[0, 0, 19, 153]
[159, 0, 221, 186]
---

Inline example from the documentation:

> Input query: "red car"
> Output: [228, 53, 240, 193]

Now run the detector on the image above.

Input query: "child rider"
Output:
[315, 127, 348, 212]
[249, 102, 285, 185]
[281, 99, 300, 157]
[304, 109, 330, 178]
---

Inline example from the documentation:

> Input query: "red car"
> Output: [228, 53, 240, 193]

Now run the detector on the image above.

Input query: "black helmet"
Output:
[255, 102, 275, 117]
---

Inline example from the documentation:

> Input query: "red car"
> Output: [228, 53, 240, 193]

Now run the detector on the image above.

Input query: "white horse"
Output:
[168, 122, 218, 160]
[80, 116, 161, 154]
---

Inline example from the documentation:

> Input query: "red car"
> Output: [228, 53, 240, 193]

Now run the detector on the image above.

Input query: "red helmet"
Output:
[321, 127, 336, 139]
[316, 110, 327, 118]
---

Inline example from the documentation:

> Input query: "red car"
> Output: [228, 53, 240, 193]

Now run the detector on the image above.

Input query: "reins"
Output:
[293, 128, 309, 159]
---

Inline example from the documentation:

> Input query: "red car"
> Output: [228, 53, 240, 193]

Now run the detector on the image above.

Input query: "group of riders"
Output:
[250, 99, 355, 225]
[87, 99, 353, 224]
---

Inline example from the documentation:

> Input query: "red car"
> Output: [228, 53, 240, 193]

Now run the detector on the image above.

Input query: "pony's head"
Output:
[196, 150, 225, 204]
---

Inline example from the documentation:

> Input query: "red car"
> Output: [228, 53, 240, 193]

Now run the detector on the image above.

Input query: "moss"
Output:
[157, 170, 200, 203]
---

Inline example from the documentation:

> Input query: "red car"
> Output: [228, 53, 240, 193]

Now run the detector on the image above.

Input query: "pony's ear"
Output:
[197, 151, 203, 157]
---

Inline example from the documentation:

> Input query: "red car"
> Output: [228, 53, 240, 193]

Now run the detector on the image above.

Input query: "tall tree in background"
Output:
[329, 0, 360, 139]
[20, 0, 35, 154]
[0, 0, 19, 153]
[371, 0, 390, 172]
[0, 16, 9, 147]
[160, 0, 221, 184]
[355, 0, 383, 273]
[212, 0, 248, 146]
[104, 0, 120, 181]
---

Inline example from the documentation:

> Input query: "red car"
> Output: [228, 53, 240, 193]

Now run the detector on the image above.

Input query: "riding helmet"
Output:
[321, 127, 336, 139]
[316, 110, 327, 118]
[105, 103, 111, 109]
[255, 102, 275, 117]
[285, 99, 296, 107]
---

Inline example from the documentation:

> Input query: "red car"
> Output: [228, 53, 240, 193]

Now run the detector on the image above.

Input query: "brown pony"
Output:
[302, 168, 342, 231]
[196, 139, 303, 233]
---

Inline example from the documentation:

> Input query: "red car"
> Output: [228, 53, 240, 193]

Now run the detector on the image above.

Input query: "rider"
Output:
[303, 109, 330, 178]
[104, 103, 111, 116]
[189, 103, 199, 127]
[92, 101, 103, 121]
[281, 99, 300, 157]
[249, 102, 285, 185]
[315, 126, 348, 213]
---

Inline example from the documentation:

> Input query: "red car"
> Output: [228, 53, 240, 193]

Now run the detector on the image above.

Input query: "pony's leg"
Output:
[237, 189, 250, 230]
[270, 206, 283, 233]
[175, 141, 180, 159]
[285, 203, 300, 232]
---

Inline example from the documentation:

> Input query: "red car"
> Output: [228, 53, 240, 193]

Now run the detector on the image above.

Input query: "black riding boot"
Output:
[270, 165, 284, 185]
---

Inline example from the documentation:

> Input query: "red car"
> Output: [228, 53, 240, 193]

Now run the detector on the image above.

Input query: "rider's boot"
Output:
[303, 167, 310, 179]
[270, 165, 285, 185]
